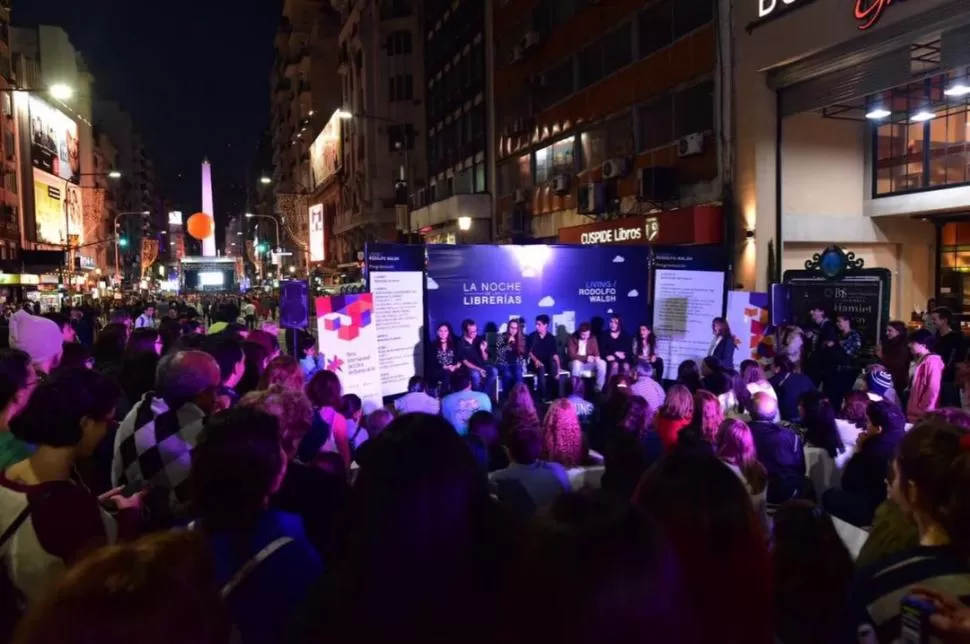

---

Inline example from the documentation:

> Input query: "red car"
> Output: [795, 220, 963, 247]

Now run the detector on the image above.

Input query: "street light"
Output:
[458, 216, 472, 231]
[113, 210, 151, 283]
[259, 176, 272, 185]
[245, 213, 281, 251]
[48, 83, 74, 101]
[108, 170, 122, 180]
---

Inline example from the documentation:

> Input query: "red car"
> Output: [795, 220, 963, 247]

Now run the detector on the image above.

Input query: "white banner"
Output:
[315, 293, 382, 411]
[654, 269, 725, 373]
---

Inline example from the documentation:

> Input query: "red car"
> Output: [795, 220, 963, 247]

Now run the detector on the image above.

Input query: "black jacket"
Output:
[749, 420, 806, 504]
[841, 432, 903, 516]
[709, 335, 735, 371]
[769, 371, 817, 422]
[935, 329, 966, 383]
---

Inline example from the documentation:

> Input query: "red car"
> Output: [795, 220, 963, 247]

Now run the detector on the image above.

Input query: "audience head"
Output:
[12, 532, 231, 644]
[236, 340, 271, 394]
[127, 328, 163, 357]
[55, 342, 93, 372]
[676, 360, 701, 390]
[932, 306, 955, 332]
[306, 370, 342, 409]
[365, 408, 394, 440]
[865, 399, 907, 443]
[909, 328, 936, 356]
[467, 410, 499, 448]
[504, 382, 537, 419]
[11, 368, 119, 458]
[181, 319, 204, 336]
[191, 407, 285, 532]
[799, 390, 843, 459]
[155, 351, 221, 413]
[886, 320, 908, 341]
[841, 390, 870, 428]
[740, 360, 765, 384]
[634, 360, 653, 380]
[618, 395, 651, 437]
[246, 329, 280, 360]
[748, 391, 779, 422]
[257, 355, 304, 391]
[93, 323, 129, 367]
[238, 386, 314, 462]
[773, 355, 795, 375]
[407, 375, 427, 393]
[566, 375, 587, 400]
[0, 349, 37, 422]
[701, 356, 720, 377]
[717, 419, 760, 473]
[506, 426, 541, 465]
[201, 337, 245, 389]
[541, 399, 583, 468]
[505, 494, 698, 644]
[340, 393, 363, 422]
[9, 310, 63, 374]
[43, 312, 76, 344]
[450, 369, 471, 393]
[690, 390, 724, 444]
[659, 384, 693, 421]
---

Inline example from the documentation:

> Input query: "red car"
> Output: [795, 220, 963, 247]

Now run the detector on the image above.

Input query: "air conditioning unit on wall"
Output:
[601, 158, 630, 180]
[677, 133, 705, 158]
[551, 174, 570, 195]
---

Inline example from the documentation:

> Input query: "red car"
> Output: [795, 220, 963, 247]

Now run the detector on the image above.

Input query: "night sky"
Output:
[13, 0, 282, 240]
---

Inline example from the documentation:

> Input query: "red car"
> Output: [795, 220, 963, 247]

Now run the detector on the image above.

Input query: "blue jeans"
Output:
[469, 365, 498, 398]
[498, 363, 522, 397]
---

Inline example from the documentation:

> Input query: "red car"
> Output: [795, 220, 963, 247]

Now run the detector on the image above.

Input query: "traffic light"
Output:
[119, 236, 129, 248]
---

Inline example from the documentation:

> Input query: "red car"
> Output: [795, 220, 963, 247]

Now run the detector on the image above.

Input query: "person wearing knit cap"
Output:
[865, 368, 899, 405]
[8, 310, 63, 376]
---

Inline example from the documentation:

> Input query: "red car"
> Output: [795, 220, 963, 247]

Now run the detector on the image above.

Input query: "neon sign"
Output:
[854, 0, 896, 30]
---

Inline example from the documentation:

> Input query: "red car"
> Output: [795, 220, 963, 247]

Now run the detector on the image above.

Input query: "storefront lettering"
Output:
[756, 0, 900, 29]
[854, 0, 895, 30]
[580, 226, 643, 245]
[758, 0, 800, 19]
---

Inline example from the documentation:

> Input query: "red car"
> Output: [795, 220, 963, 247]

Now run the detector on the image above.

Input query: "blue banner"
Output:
[365, 243, 424, 278]
[426, 244, 649, 339]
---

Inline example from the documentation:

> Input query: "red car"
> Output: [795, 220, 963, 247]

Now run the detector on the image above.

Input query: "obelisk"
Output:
[201, 159, 216, 257]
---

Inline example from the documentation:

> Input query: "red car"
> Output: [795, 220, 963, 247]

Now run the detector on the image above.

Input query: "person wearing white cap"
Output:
[8, 310, 63, 376]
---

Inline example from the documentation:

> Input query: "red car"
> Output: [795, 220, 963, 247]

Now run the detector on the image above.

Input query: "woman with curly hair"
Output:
[685, 390, 724, 449]
[540, 399, 584, 468]
[258, 355, 305, 391]
[499, 382, 539, 438]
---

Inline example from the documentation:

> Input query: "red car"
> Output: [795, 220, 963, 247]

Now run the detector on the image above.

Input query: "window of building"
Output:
[3, 171, 16, 195]
[577, 41, 603, 90]
[475, 162, 486, 193]
[533, 59, 574, 113]
[533, 0, 584, 33]
[386, 31, 413, 55]
[639, 95, 674, 151]
[388, 75, 414, 101]
[673, 0, 713, 38]
[1, 92, 10, 118]
[674, 81, 714, 137]
[581, 128, 607, 171]
[605, 113, 636, 158]
[604, 22, 633, 71]
[387, 124, 415, 153]
[639, 1, 673, 59]
[536, 137, 575, 183]
[3, 131, 13, 160]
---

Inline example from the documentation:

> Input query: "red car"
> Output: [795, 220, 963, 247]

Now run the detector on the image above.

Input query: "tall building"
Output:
[331, 0, 427, 263]
[11, 25, 100, 280]
[0, 6, 18, 262]
[93, 99, 155, 282]
[224, 215, 243, 259]
[269, 0, 342, 275]
[491, 0, 723, 246]
[409, 0, 491, 244]
[91, 128, 119, 272]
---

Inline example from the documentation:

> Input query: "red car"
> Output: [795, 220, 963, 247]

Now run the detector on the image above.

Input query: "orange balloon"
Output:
[187, 212, 214, 241]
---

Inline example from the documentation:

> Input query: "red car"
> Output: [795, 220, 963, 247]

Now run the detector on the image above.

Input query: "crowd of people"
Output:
[2, 297, 970, 643]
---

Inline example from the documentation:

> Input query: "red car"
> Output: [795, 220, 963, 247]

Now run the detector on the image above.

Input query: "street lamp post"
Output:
[245, 213, 281, 252]
[0, 83, 74, 100]
[113, 210, 150, 284]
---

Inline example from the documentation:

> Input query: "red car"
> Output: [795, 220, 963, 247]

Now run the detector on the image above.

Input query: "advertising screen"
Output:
[309, 110, 342, 187]
[33, 169, 84, 246]
[309, 203, 325, 262]
[28, 96, 80, 184]
[198, 271, 225, 287]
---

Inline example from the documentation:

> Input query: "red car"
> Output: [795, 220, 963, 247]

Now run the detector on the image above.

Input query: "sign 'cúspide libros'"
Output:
[580, 226, 642, 245]
[758, 0, 902, 30]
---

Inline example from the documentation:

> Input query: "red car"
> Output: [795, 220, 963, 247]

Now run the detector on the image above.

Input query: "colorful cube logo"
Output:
[316, 294, 373, 342]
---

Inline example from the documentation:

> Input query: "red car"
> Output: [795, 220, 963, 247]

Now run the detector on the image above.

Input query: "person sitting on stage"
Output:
[601, 314, 632, 381]
[567, 323, 606, 393]
[633, 323, 664, 382]
[430, 323, 460, 393]
[528, 315, 561, 400]
[495, 319, 526, 397]
[457, 319, 497, 396]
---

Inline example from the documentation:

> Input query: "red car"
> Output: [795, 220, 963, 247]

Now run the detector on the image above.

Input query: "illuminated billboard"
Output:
[309, 203, 325, 262]
[309, 110, 342, 187]
[28, 96, 80, 184]
[168, 211, 183, 226]
[33, 168, 84, 246]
